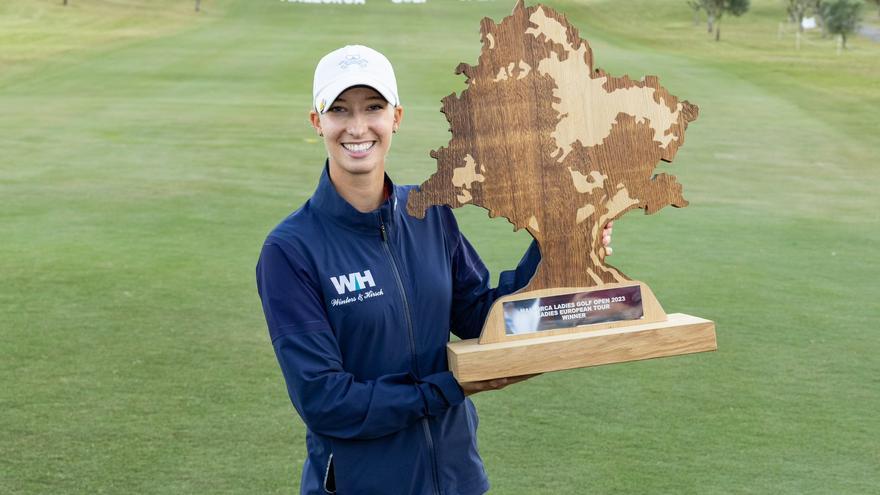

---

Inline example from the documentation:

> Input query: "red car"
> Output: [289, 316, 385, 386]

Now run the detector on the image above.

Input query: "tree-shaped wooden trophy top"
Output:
[408, 1, 702, 349]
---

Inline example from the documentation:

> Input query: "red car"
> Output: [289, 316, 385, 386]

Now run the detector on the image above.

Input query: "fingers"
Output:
[488, 378, 508, 389]
[463, 380, 501, 396]
[491, 373, 541, 389]
[482, 377, 516, 390]
[602, 223, 613, 240]
[505, 373, 542, 384]
[460, 373, 542, 396]
[602, 221, 613, 255]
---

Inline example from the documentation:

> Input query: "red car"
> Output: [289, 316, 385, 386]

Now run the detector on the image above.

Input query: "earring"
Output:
[318, 131, 323, 137]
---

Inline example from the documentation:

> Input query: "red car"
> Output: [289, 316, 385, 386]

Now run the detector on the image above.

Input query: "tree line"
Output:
[688, 0, 870, 47]
[54, 0, 875, 48]
[784, 0, 867, 47]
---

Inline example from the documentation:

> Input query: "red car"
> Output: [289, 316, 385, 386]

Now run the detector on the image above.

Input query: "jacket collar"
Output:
[310, 161, 398, 235]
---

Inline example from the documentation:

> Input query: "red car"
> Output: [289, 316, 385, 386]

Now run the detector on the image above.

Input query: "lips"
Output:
[343, 142, 375, 155]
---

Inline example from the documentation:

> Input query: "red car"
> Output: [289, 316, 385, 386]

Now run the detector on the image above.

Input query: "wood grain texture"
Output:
[449, 313, 717, 382]
[479, 281, 666, 344]
[407, 0, 699, 291]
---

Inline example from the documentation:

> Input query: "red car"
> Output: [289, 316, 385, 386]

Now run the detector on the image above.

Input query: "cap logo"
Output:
[338, 55, 369, 70]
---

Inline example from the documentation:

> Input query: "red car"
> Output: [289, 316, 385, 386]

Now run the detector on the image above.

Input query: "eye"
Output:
[367, 103, 387, 111]
[327, 105, 346, 113]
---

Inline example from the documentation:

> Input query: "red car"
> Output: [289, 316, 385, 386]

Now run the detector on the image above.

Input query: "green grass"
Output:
[0, 0, 229, 77]
[1, 0, 878, 493]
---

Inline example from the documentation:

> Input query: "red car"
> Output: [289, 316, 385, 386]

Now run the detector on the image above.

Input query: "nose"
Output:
[346, 112, 367, 137]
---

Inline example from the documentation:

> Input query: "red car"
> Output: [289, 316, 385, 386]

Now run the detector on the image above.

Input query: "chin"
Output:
[334, 159, 382, 176]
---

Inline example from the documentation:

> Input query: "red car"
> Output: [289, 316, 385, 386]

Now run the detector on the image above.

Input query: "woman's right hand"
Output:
[459, 373, 541, 396]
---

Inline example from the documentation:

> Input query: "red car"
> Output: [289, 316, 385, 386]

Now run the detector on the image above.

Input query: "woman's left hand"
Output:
[459, 223, 612, 397]
[602, 221, 613, 256]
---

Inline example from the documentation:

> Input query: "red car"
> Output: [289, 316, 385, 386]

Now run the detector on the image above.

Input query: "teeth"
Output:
[343, 142, 374, 152]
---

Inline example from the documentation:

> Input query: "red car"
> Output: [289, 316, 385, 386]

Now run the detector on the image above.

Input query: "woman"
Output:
[257, 45, 612, 495]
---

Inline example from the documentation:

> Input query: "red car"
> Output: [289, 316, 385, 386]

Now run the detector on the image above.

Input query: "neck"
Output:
[328, 162, 386, 213]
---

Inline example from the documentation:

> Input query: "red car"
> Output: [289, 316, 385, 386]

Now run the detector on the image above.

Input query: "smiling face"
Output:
[310, 86, 403, 182]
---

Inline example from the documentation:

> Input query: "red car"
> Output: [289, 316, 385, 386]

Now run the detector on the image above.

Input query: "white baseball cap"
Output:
[312, 45, 400, 114]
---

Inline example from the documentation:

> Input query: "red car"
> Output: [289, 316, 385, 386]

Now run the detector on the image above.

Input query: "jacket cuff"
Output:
[498, 239, 541, 294]
[419, 372, 466, 416]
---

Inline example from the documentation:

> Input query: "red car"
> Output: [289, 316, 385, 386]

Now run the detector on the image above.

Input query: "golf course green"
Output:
[2, 0, 878, 493]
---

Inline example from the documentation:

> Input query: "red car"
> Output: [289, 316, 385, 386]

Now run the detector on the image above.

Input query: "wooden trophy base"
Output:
[447, 282, 716, 382]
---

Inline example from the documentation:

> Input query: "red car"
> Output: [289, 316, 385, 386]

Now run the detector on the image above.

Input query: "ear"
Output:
[309, 110, 323, 136]
[393, 106, 404, 132]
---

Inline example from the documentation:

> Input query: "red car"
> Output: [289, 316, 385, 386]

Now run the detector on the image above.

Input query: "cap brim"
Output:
[316, 74, 398, 114]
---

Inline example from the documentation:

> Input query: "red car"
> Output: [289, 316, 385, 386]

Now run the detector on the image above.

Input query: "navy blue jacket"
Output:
[256, 165, 540, 494]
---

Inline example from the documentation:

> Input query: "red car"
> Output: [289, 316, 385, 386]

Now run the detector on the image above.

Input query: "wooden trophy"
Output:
[407, 1, 717, 382]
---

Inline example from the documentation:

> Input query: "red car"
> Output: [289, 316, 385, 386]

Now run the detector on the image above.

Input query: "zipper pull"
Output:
[380, 223, 387, 242]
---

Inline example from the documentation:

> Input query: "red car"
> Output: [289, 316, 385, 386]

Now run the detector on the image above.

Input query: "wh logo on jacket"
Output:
[330, 270, 375, 295]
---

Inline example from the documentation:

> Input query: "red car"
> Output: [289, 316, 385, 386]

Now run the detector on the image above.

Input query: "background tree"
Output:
[701, 0, 750, 41]
[786, 0, 816, 32]
[195, 0, 201, 12]
[810, 0, 832, 37]
[687, 0, 703, 26]
[867, 0, 880, 17]
[821, 0, 862, 48]
[700, 0, 717, 34]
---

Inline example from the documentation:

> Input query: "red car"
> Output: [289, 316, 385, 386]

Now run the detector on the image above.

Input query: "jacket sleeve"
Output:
[257, 241, 464, 440]
[449, 227, 542, 340]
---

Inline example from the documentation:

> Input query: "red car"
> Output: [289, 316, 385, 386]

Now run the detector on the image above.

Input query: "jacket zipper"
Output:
[379, 220, 441, 495]
[323, 453, 335, 494]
